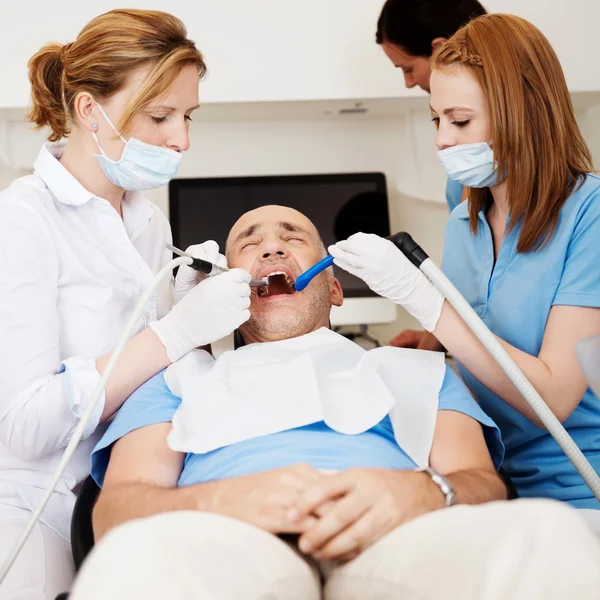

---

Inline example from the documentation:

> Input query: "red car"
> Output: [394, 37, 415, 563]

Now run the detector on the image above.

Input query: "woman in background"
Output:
[375, 0, 488, 349]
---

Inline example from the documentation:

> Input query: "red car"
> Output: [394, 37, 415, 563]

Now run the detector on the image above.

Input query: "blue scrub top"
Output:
[445, 177, 464, 212]
[442, 174, 600, 509]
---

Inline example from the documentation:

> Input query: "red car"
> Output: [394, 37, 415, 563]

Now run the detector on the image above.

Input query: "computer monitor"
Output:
[168, 172, 397, 326]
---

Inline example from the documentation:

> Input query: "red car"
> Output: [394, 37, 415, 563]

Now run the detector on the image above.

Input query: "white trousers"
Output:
[0, 507, 74, 600]
[579, 508, 600, 537]
[70, 499, 600, 600]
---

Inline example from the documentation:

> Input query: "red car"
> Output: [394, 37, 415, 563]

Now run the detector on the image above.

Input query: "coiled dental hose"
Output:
[389, 232, 600, 501]
[0, 255, 192, 586]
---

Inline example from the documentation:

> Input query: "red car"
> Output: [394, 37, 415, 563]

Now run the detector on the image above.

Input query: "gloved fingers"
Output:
[347, 233, 395, 257]
[188, 241, 228, 272]
[328, 246, 366, 270]
[345, 231, 380, 244]
[328, 244, 357, 263]
[228, 282, 252, 300]
[331, 256, 363, 277]
[215, 253, 228, 270]
[328, 243, 342, 256]
[174, 263, 201, 288]
[331, 238, 379, 260]
[330, 240, 361, 256]
[229, 295, 252, 310]
[342, 232, 386, 250]
[226, 268, 253, 284]
[180, 241, 228, 279]
[236, 308, 251, 327]
[174, 242, 222, 290]
[190, 271, 251, 300]
[185, 241, 219, 261]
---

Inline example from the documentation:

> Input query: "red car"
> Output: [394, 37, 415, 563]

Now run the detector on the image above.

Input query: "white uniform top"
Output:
[0, 142, 173, 539]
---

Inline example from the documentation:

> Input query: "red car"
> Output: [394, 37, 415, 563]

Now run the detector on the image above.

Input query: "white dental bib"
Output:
[166, 328, 445, 468]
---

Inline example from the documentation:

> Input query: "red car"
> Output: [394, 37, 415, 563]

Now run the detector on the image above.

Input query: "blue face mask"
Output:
[92, 104, 182, 191]
[437, 142, 506, 188]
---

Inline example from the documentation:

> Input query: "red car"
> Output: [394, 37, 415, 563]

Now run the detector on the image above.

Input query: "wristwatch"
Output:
[418, 466, 457, 508]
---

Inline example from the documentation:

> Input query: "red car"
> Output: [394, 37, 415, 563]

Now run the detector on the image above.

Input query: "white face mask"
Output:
[92, 103, 182, 191]
[437, 142, 506, 188]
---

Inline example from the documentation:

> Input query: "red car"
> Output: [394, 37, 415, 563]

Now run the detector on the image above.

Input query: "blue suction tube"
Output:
[294, 255, 335, 291]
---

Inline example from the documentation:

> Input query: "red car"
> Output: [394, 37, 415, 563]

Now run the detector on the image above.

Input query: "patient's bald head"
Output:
[226, 205, 342, 344]
[226, 206, 326, 261]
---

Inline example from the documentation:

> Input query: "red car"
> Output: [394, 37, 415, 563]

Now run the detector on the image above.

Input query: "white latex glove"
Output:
[172, 241, 228, 305]
[151, 268, 251, 362]
[329, 233, 444, 332]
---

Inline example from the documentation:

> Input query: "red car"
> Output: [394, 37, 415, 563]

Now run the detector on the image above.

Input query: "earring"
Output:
[91, 122, 97, 129]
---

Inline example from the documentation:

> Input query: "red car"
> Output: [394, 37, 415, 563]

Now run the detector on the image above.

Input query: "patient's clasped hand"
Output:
[69, 206, 600, 600]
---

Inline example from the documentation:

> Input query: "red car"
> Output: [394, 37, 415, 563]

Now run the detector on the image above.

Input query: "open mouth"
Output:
[257, 269, 296, 299]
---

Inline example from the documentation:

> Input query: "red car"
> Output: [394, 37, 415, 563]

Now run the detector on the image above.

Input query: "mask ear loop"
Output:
[92, 103, 128, 159]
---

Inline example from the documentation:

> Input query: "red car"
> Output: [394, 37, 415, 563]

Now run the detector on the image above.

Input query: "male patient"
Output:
[71, 206, 600, 600]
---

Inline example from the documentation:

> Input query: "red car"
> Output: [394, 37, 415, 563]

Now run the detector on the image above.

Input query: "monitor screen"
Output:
[169, 172, 390, 298]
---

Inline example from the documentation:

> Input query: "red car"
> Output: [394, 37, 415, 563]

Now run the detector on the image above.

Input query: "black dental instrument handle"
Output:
[187, 257, 214, 275]
[387, 232, 429, 268]
[187, 258, 267, 287]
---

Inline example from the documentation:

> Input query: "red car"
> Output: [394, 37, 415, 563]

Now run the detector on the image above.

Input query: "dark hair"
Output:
[376, 0, 487, 57]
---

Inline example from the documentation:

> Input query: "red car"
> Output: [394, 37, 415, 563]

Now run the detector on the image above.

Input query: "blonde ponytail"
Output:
[25, 10, 206, 143]
[27, 43, 69, 142]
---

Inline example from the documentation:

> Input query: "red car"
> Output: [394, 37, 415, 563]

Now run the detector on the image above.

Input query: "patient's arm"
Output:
[429, 410, 506, 504]
[291, 410, 505, 561]
[93, 423, 322, 540]
[93, 423, 189, 539]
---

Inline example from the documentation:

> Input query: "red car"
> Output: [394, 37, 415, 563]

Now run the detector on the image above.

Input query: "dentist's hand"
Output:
[172, 241, 228, 304]
[151, 269, 251, 362]
[329, 233, 444, 332]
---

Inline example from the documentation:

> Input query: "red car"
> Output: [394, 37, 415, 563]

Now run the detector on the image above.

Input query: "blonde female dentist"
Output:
[330, 14, 600, 529]
[0, 9, 251, 599]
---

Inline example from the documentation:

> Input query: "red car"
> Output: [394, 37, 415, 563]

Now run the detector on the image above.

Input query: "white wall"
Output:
[2, 0, 600, 109]
[0, 0, 415, 109]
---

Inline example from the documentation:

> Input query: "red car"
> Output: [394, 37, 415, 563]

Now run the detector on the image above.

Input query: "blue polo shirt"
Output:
[442, 174, 600, 509]
[446, 178, 464, 212]
[91, 365, 503, 488]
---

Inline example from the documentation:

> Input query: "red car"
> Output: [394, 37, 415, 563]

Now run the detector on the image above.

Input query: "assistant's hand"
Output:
[200, 463, 325, 534]
[389, 329, 425, 348]
[390, 329, 447, 352]
[151, 268, 251, 362]
[172, 241, 228, 305]
[329, 233, 444, 332]
[290, 468, 444, 561]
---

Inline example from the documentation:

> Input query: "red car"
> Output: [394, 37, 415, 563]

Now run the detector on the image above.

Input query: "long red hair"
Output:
[432, 14, 593, 252]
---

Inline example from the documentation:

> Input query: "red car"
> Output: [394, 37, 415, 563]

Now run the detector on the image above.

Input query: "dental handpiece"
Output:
[166, 244, 269, 287]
